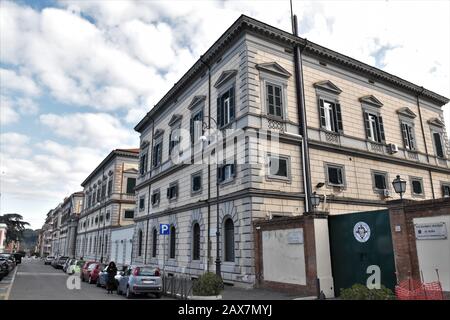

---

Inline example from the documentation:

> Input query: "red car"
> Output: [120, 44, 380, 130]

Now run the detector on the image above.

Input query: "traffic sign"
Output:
[160, 223, 170, 235]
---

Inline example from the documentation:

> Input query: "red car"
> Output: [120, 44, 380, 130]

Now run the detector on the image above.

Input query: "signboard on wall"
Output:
[414, 222, 448, 240]
[287, 230, 303, 244]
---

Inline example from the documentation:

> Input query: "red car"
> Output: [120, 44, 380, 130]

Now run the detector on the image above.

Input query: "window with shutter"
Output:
[401, 122, 416, 150]
[218, 86, 235, 127]
[266, 83, 283, 118]
[126, 178, 136, 194]
[169, 226, 176, 259]
[433, 132, 445, 158]
[192, 223, 201, 260]
[326, 164, 344, 186]
[152, 228, 157, 257]
[373, 172, 387, 190]
[411, 179, 423, 195]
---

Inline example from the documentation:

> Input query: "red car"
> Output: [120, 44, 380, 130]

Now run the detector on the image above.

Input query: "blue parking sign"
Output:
[160, 224, 170, 235]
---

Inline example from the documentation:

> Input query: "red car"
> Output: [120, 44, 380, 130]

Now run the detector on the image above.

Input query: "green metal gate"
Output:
[328, 209, 396, 297]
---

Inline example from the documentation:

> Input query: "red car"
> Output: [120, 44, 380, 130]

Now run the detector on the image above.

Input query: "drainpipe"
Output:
[292, 15, 313, 213]
[416, 87, 435, 199]
[144, 118, 154, 264]
[199, 55, 211, 272]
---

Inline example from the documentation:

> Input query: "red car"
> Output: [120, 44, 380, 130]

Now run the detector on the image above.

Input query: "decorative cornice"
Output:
[168, 114, 183, 126]
[255, 62, 291, 78]
[396, 107, 417, 119]
[214, 69, 238, 88]
[359, 95, 383, 108]
[428, 117, 445, 128]
[188, 95, 206, 110]
[314, 80, 342, 95]
[134, 15, 449, 133]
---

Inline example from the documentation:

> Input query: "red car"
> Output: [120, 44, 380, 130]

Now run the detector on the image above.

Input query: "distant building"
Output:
[75, 148, 139, 263]
[59, 192, 84, 258]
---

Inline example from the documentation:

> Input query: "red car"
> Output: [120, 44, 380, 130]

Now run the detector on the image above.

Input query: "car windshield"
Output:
[88, 264, 97, 270]
[135, 267, 158, 276]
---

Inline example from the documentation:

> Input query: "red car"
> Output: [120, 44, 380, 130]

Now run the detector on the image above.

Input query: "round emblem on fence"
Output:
[353, 221, 371, 243]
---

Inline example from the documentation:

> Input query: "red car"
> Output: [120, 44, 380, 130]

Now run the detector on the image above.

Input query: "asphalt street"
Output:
[7, 258, 171, 300]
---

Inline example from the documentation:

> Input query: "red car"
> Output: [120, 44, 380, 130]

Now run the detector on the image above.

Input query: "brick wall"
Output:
[388, 198, 450, 297]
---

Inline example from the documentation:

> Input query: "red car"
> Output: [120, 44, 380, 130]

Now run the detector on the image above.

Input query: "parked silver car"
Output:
[117, 265, 162, 299]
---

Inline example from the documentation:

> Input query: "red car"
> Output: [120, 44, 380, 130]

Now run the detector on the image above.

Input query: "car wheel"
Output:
[126, 286, 133, 299]
[154, 293, 162, 299]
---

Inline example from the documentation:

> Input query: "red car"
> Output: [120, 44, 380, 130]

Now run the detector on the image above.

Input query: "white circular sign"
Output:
[353, 221, 371, 243]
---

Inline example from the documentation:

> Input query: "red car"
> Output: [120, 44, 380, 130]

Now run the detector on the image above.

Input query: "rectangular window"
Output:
[217, 86, 235, 127]
[139, 196, 145, 211]
[401, 122, 416, 151]
[433, 132, 445, 158]
[319, 99, 343, 133]
[411, 178, 424, 196]
[373, 172, 387, 190]
[268, 155, 289, 178]
[218, 163, 235, 183]
[126, 178, 136, 194]
[326, 164, 344, 186]
[190, 110, 203, 144]
[169, 127, 181, 156]
[139, 152, 148, 175]
[442, 184, 450, 198]
[364, 111, 385, 143]
[266, 83, 283, 118]
[167, 183, 178, 200]
[153, 141, 163, 167]
[124, 210, 134, 219]
[192, 172, 202, 193]
[151, 191, 160, 206]
[107, 179, 113, 195]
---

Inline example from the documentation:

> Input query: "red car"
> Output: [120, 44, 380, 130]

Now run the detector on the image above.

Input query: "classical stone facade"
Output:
[131, 15, 449, 290]
[58, 192, 84, 257]
[75, 148, 139, 263]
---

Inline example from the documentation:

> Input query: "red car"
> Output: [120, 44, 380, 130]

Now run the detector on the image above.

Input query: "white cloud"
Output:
[0, 132, 32, 157]
[0, 68, 41, 96]
[0, 95, 39, 125]
[39, 112, 138, 150]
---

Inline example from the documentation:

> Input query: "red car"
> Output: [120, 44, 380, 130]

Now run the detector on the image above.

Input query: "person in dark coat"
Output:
[105, 261, 118, 294]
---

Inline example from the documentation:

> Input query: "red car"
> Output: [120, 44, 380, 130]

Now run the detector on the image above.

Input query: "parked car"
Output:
[0, 254, 16, 272]
[97, 265, 122, 288]
[0, 260, 9, 280]
[44, 256, 55, 265]
[117, 265, 162, 299]
[80, 261, 96, 282]
[85, 263, 104, 284]
[52, 256, 69, 269]
[67, 260, 85, 275]
[63, 259, 74, 273]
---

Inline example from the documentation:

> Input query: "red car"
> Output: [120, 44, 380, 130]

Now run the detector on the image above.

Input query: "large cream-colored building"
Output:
[75, 148, 139, 263]
[131, 15, 449, 289]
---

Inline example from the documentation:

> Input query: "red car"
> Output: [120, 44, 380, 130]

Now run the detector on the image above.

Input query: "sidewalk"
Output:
[221, 285, 317, 300]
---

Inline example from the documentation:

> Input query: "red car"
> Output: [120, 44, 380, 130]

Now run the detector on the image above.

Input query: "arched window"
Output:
[152, 228, 157, 258]
[104, 235, 108, 254]
[138, 229, 143, 257]
[94, 236, 97, 254]
[169, 225, 176, 259]
[224, 218, 235, 262]
[192, 223, 201, 260]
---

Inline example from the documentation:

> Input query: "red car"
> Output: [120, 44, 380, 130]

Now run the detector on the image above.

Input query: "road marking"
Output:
[16, 272, 67, 276]
[5, 266, 18, 300]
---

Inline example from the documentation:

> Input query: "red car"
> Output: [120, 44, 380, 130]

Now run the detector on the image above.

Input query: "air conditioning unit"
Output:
[388, 143, 399, 154]
[382, 189, 391, 197]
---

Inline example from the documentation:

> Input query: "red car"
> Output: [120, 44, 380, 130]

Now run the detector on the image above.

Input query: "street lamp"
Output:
[199, 117, 222, 278]
[311, 192, 320, 211]
[392, 175, 407, 199]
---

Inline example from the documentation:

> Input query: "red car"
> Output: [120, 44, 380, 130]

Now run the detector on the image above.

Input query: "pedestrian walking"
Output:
[105, 261, 118, 294]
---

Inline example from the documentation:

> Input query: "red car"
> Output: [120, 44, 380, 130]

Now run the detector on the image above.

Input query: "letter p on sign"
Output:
[160, 224, 170, 235]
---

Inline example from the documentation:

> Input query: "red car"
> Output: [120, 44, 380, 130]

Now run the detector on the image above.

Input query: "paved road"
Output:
[7, 259, 170, 300]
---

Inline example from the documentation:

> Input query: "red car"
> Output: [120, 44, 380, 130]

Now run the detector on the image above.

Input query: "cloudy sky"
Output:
[1, 0, 449, 229]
